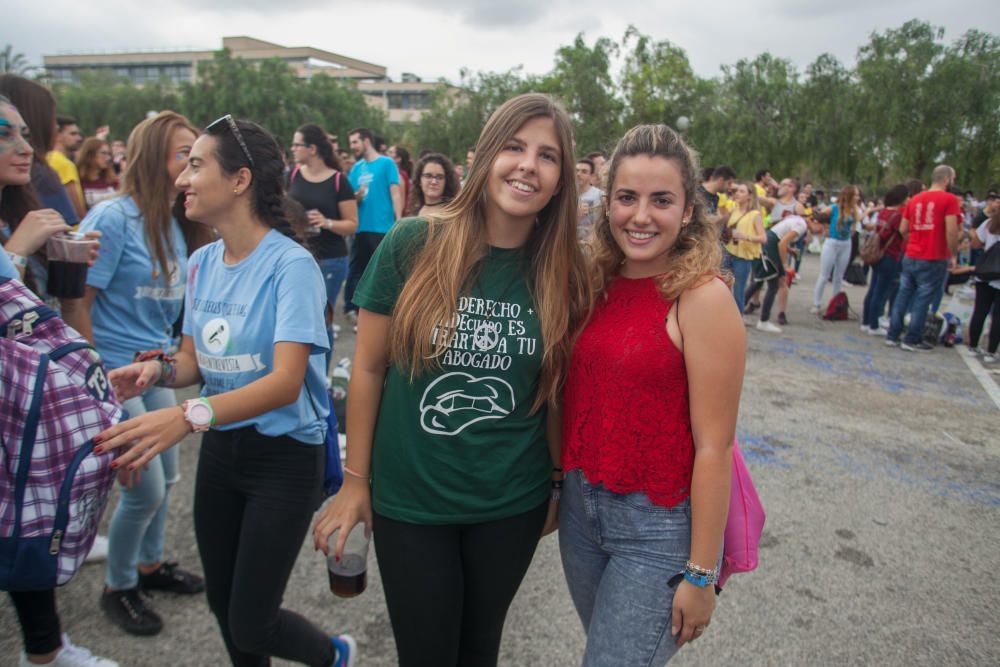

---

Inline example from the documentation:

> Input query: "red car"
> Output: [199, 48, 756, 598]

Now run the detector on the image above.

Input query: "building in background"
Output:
[43, 36, 441, 122]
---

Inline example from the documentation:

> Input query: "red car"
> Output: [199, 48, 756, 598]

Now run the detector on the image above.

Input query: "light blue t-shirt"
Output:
[183, 229, 329, 444]
[80, 196, 187, 370]
[349, 155, 400, 234]
[0, 249, 20, 280]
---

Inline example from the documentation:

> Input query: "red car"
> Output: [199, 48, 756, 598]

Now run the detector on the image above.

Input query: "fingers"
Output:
[671, 605, 683, 646]
[136, 362, 160, 388]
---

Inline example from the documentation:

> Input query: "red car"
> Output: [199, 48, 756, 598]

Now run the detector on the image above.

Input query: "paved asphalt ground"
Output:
[3, 250, 999, 666]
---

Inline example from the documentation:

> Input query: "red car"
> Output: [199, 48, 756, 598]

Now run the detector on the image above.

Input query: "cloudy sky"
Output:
[10, 0, 999, 82]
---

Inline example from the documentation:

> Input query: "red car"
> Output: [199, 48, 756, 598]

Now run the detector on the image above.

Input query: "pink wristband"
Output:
[343, 465, 370, 480]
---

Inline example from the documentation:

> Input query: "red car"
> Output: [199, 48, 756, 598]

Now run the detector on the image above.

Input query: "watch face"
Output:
[189, 402, 212, 425]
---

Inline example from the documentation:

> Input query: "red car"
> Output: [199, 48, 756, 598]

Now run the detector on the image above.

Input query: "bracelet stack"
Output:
[683, 561, 719, 588]
[134, 349, 177, 386]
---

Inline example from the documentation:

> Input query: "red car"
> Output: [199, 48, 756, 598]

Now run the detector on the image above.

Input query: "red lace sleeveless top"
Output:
[562, 275, 694, 508]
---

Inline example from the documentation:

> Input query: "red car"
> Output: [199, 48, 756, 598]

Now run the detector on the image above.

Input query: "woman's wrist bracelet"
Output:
[134, 349, 176, 387]
[343, 465, 370, 481]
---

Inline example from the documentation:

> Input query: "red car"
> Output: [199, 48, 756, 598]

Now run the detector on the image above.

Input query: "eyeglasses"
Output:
[421, 173, 446, 182]
[290, 142, 309, 149]
[206, 114, 255, 167]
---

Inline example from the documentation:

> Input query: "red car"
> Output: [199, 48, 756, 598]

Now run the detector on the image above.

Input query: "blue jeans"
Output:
[559, 470, 691, 667]
[106, 386, 179, 590]
[729, 255, 753, 315]
[318, 256, 348, 372]
[888, 257, 949, 345]
[862, 255, 901, 330]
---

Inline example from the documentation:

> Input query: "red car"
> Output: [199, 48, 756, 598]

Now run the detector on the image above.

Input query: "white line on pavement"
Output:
[957, 347, 1000, 413]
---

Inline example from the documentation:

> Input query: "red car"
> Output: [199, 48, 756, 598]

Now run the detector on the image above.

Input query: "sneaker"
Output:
[756, 320, 782, 333]
[860, 324, 871, 333]
[332, 323, 342, 334]
[84, 535, 109, 564]
[743, 302, 758, 315]
[100, 587, 163, 636]
[138, 561, 205, 594]
[884, 338, 900, 347]
[984, 354, 998, 364]
[777, 312, 788, 326]
[345, 311, 358, 325]
[900, 341, 934, 352]
[809, 305, 821, 315]
[19, 634, 119, 667]
[867, 326, 887, 336]
[966, 346, 982, 357]
[331, 634, 357, 667]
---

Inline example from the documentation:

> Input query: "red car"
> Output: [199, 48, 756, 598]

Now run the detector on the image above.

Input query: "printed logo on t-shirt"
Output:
[419, 372, 515, 436]
[202, 317, 230, 354]
[135, 261, 184, 300]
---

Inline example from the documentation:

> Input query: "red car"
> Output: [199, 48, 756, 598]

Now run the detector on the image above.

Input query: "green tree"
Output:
[0, 45, 34, 75]
[52, 70, 180, 140]
[619, 27, 701, 130]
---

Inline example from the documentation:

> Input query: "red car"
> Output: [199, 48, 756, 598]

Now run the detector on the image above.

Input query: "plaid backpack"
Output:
[0, 276, 123, 590]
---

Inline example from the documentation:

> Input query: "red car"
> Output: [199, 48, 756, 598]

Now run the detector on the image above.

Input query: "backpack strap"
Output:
[11, 353, 50, 539]
[290, 165, 300, 183]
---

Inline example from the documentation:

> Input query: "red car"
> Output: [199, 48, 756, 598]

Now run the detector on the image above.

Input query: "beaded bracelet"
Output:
[343, 465, 371, 481]
[134, 349, 177, 387]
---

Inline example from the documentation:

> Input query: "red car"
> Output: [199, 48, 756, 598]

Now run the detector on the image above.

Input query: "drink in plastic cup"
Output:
[306, 210, 322, 235]
[46, 233, 95, 299]
[327, 523, 369, 598]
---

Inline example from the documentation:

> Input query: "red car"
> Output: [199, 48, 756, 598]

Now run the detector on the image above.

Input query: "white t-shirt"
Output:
[975, 221, 1000, 289]
[768, 215, 807, 240]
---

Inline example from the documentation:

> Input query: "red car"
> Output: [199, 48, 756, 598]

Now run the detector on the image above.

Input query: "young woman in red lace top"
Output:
[559, 124, 746, 665]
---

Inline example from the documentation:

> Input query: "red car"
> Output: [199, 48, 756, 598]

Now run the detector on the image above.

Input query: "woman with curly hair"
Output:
[76, 137, 119, 209]
[409, 152, 460, 216]
[560, 123, 745, 665]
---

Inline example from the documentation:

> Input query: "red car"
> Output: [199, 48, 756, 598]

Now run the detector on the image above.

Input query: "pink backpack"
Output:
[719, 439, 765, 588]
[0, 277, 123, 590]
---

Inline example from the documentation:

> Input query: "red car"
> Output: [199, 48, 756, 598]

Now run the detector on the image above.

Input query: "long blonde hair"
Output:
[588, 124, 730, 302]
[388, 93, 591, 411]
[121, 111, 200, 279]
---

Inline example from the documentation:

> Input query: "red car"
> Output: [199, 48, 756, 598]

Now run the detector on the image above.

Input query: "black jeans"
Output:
[8, 589, 61, 655]
[193, 427, 334, 667]
[373, 502, 548, 667]
[343, 231, 385, 314]
[746, 277, 781, 322]
[969, 282, 1000, 353]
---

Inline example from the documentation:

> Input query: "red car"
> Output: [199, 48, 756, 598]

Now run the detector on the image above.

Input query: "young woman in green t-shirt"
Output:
[313, 93, 590, 667]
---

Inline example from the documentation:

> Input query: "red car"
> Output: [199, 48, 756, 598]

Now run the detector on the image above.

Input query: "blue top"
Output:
[183, 229, 329, 444]
[828, 204, 853, 241]
[32, 165, 79, 227]
[0, 249, 19, 280]
[80, 196, 187, 370]
[348, 155, 400, 234]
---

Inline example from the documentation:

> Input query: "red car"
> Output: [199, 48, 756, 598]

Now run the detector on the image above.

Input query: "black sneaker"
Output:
[900, 341, 934, 352]
[743, 302, 758, 315]
[777, 312, 788, 326]
[138, 561, 205, 594]
[101, 587, 163, 636]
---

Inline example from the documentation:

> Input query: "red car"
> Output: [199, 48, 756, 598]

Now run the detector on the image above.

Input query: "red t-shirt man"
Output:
[902, 190, 961, 260]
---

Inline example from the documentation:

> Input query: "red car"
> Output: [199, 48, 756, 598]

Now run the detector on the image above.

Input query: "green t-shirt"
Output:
[354, 218, 550, 524]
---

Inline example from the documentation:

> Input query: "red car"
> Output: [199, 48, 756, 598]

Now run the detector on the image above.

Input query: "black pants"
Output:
[8, 589, 61, 655]
[969, 282, 1000, 353]
[746, 277, 781, 322]
[193, 427, 334, 667]
[373, 502, 548, 667]
[343, 231, 385, 314]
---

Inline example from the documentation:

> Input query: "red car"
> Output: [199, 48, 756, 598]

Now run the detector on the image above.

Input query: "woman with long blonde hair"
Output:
[812, 184, 862, 313]
[61, 111, 213, 638]
[561, 124, 745, 665]
[723, 181, 765, 315]
[313, 93, 590, 667]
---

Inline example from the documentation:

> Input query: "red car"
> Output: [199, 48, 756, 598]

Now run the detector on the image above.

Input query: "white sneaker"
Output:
[19, 634, 119, 667]
[809, 305, 821, 314]
[867, 327, 887, 336]
[984, 354, 998, 364]
[332, 323, 341, 334]
[860, 324, 871, 333]
[966, 346, 982, 357]
[756, 320, 782, 333]
[84, 535, 109, 564]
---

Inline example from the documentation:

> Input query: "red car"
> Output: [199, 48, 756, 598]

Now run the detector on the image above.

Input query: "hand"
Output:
[577, 202, 590, 220]
[5, 209, 71, 257]
[731, 230, 746, 241]
[356, 184, 368, 200]
[108, 361, 162, 401]
[81, 230, 102, 266]
[116, 462, 148, 489]
[671, 579, 716, 647]
[93, 406, 192, 471]
[306, 210, 327, 230]
[541, 497, 559, 536]
[312, 476, 373, 560]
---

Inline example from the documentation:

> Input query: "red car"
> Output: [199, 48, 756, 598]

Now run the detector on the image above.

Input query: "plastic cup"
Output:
[46, 233, 96, 299]
[306, 210, 322, 236]
[327, 523, 370, 598]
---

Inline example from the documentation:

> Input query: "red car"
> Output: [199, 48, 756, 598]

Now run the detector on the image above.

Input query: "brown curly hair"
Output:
[587, 124, 730, 303]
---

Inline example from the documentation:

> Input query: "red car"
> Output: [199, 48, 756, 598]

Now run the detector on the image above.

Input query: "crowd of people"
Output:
[1, 68, 997, 667]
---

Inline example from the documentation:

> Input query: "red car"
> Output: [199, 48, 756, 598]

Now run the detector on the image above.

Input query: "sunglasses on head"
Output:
[206, 114, 255, 167]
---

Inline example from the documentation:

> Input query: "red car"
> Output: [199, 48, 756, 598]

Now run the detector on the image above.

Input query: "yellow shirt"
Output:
[46, 151, 84, 204]
[725, 208, 762, 260]
[718, 192, 734, 214]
